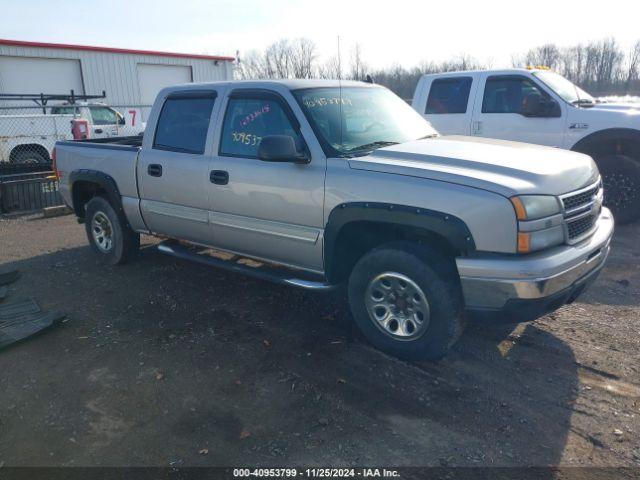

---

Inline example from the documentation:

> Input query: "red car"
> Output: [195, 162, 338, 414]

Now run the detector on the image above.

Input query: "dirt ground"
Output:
[0, 214, 638, 469]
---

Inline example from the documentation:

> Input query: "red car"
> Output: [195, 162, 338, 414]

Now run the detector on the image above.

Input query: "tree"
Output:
[626, 40, 640, 93]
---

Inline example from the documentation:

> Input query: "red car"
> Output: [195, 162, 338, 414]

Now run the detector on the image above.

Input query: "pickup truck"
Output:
[0, 102, 142, 164]
[53, 79, 614, 360]
[412, 68, 640, 224]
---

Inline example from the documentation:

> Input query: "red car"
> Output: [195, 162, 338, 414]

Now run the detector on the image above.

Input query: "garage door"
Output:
[0, 56, 84, 95]
[137, 63, 193, 109]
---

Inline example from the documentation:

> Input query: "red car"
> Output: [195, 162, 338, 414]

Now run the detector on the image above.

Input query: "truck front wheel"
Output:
[598, 154, 640, 224]
[347, 242, 464, 361]
[84, 196, 140, 265]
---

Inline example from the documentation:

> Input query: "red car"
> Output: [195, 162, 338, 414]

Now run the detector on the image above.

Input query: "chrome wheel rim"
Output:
[91, 212, 113, 253]
[365, 272, 430, 341]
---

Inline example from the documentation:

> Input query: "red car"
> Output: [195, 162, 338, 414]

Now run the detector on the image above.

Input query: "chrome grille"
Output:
[560, 180, 602, 243]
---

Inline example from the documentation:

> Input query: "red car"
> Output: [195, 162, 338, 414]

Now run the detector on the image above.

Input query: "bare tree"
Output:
[524, 44, 561, 69]
[290, 38, 317, 79]
[626, 40, 640, 92]
[317, 55, 341, 79]
[238, 36, 639, 97]
[349, 43, 368, 80]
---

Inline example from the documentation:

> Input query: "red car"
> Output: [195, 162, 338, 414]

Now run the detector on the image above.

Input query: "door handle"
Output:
[147, 164, 163, 177]
[95, 128, 103, 134]
[210, 170, 229, 185]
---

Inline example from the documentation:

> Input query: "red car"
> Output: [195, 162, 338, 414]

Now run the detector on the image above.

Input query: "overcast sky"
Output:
[1, 0, 639, 68]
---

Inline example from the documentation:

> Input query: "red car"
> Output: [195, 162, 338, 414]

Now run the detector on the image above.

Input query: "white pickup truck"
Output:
[412, 68, 640, 223]
[0, 102, 142, 164]
[54, 79, 613, 360]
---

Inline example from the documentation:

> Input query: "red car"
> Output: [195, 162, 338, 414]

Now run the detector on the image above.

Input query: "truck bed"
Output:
[55, 137, 142, 213]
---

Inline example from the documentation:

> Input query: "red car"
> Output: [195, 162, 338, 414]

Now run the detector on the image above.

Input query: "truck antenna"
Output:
[337, 35, 343, 150]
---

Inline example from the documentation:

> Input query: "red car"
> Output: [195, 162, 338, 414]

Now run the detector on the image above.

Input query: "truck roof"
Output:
[420, 68, 543, 78]
[164, 79, 378, 91]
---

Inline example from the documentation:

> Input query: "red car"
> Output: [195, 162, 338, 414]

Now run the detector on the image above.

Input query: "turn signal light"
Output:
[517, 232, 531, 253]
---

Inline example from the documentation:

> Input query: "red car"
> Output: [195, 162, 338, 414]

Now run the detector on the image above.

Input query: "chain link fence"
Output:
[0, 103, 150, 214]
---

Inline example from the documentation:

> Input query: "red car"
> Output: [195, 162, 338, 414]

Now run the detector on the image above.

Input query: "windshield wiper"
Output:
[347, 140, 399, 152]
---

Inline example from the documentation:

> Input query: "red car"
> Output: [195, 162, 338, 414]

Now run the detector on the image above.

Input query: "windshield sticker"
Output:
[303, 97, 353, 109]
[239, 104, 271, 127]
[231, 131, 262, 146]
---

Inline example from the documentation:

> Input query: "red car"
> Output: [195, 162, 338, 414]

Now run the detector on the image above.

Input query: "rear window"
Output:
[153, 92, 216, 154]
[425, 77, 472, 114]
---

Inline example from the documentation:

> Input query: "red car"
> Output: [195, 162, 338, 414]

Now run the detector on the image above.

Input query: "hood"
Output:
[592, 102, 640, 112]
[348, 136, 599, 197]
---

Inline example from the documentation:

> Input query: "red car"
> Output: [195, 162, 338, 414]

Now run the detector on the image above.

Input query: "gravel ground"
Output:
[0, 213, 638, 469]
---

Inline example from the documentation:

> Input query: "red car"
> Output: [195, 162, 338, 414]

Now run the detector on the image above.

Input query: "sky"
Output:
[1, 0, 639, 69]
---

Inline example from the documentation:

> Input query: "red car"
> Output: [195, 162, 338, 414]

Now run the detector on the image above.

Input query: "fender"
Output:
[570, 128, 640, 156]
[324, 202, 476, 281]
[68, 169, 128, 224]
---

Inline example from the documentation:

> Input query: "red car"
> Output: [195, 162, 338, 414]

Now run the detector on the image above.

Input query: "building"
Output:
[0, 38, 235, 120]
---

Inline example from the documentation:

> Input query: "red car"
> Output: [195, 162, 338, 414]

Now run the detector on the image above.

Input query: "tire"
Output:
[12, 149, 49, 164]
[84, 196, 140, 265]
[597, 154, 640, 224]
[347, 241, 464, 361]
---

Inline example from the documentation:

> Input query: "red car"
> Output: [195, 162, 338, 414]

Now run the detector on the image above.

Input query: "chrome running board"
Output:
[156, 241, 336, 292]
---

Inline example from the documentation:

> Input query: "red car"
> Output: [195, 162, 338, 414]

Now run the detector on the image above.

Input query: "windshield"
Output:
[532, 70, 594, 105]
[293, 87, 437, 156]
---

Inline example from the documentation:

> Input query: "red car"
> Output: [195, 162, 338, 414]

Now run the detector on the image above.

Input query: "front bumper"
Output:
[456, 208, 614, 322]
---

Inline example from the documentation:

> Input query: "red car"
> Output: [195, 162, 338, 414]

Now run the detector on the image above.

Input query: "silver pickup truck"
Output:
[53, 80, 614, 360]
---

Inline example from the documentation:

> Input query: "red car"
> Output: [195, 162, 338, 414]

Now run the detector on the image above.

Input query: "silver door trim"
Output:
[208, 211, 320, 244]
[143, 200, 209, 224]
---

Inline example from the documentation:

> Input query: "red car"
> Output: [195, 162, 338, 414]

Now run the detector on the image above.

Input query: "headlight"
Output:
[510, 195, 561, 220]
[510, 195, 564, 253]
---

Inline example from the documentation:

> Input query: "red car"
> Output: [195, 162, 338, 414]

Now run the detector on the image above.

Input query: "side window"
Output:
[51, 106, 79, 115]
[482, 77, 545, 114]
[153, 93, 216, 154]
[89, 107, 118, 125]
[219, 96, 301, 158]
[425, 77, 472, 114]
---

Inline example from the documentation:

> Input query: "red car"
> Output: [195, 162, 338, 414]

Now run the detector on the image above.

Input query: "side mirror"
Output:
[117, 114, 126, 126]
[258, 135, 309, 164]
[522, 93, 561, 118]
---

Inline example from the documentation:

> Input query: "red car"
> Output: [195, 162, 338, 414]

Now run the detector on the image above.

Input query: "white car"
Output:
[412, 68, 640, 223]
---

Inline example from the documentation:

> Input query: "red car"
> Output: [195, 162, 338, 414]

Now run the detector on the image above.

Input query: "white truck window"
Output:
[89, 107, 119, 125]
[153, 93, 216, 154]
[482, 76, 545, 114]
[219, 97, 300, 158]
[425, 77, 472, 114]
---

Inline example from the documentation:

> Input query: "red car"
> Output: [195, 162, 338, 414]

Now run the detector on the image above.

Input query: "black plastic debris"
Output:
[0, 298, 65, 350]
[0, 269, 20, 286]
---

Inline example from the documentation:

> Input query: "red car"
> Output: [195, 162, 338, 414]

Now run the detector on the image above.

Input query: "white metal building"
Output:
[0, 38, 235, 119]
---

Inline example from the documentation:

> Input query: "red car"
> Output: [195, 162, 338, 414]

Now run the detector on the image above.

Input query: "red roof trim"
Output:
[0, 38, 235, 62]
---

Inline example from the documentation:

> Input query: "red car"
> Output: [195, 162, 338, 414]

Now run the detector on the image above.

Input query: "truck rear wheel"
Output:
[12, 149, 49, 164]
[84, 196, 139, 265]
[598, 154, 640, 224]
[347, 241, 464, 361]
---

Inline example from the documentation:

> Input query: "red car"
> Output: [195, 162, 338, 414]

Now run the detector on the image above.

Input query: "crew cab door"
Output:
[419, 75, 477, 135]
[470, 73, 566, 146]
[137, 90, 219, 243]
[207, 89, 325, 272]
